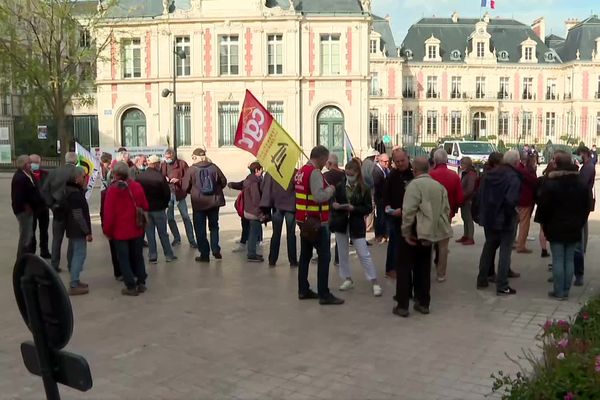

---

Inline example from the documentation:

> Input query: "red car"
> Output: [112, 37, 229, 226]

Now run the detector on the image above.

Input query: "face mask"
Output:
[166, 159, 174, 164]
[31, 163, 40, 171]
[346, 175, 357, 184]
[139, 166, 147, 171]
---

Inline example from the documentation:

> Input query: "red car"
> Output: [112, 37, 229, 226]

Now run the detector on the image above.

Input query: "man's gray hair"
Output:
[68, 166, 86, 183]
[29, 153, 41, 163]
[113, 161, 130, 179]
[16, 154, 30, 169]
[65, 152, 78, 164]
[433, 148, 448, 165]
[503, 150, 520, 166]
[327, 153, 339, 166]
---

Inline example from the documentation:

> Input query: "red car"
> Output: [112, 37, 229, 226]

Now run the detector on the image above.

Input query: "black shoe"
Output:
[497, 286, 517, 296]
[392, 306, 409, 318]
[319, 294, 345, 305]
[171, 240, 181, 247]
[213, 252, 222, 260]
[55, 267, 63, 273]
[541, 249, 550, 258]
[247, 255, 264, 263]
[508, 270, 521, 278]
[190, 243, 198, 249]
[413, 303, 430, 315]
[40, 251, 51, 259]
[574, 276, 584, 286]
[289, 261, 298, 268]
[121, 287, 139, 296]
[477, 282, 489, 289]
[548, 291, 567, 301]
[149, 258, 158, 264]
[136, 284, 147, 293]
[195, 256, 210, 263]
[547, 276, 554, 283]
[268, 261, 276, 267]
[115, 275, 124, 282]
[298, 290, 319, 300]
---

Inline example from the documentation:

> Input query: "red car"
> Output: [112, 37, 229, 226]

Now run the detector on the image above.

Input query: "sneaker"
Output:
[455, 236, 467, 243]
[497, 286, 517, 296]
[339, 279, 355, 291]
[508, 270, 521, 278]
[319, 294, 345, 305]
[149, 258, 158, 264]
[436, 275, 447, 283]
[190, 243, 198, 249]
[247, 255, 264, 263]
[385, 270, 397, 280]
[195, 256, 210, 263]
[574, 276, 584, 286]
[548, 291, 567, 301]
[462, 239, 475, 246]
[413, 303, 430, 315]
[541, 249, 550, 258]
[166, 256, 178, 263]
[171, 240, 181, 247]
[392, 306, 409, 318]
[232, 243, 246, 253]
[298, 290, 319, 300]
[213, 253, 222, 260]
[372, 284, 383, 297]
[136, 284, 147, 293]
[69, 286, 89, 296]
[121, 287, 139, 296]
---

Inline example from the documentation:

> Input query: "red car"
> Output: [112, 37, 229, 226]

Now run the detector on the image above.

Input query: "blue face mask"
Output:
[31, 163, 40, 171]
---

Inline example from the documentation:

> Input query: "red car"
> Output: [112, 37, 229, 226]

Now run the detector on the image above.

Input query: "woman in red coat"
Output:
[103, 161, 149, 296]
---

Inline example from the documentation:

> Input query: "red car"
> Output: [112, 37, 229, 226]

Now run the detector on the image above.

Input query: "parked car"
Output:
[440, 140, 497, 171]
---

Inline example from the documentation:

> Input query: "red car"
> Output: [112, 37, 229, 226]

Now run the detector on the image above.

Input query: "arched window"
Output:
[317, 106, 344, 162]
[121, 108, 147, 147]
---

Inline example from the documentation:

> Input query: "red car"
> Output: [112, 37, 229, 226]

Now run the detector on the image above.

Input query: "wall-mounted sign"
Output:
[37, 125, 48, 140]
[0, 126, 9, 141]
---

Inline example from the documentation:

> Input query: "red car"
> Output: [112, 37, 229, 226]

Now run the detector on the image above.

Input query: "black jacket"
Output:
[11, 170, 43, 215]
[65, 182, 91, 239]
[535, 170, 590, 243]
[478, 165, 522, 231]
[137, 168, 171, 211]
[372, 165, 387, 206]
[383, 168, 414, 227]
[329, 178, 373, 239]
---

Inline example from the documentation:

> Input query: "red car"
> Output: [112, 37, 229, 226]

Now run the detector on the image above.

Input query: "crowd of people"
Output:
[10, 141, 595, 315]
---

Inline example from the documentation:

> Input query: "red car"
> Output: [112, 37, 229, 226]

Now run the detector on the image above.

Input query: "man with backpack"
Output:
[182, 148, 227, 263]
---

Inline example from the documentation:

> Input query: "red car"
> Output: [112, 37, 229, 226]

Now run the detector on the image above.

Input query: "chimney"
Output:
[451, 11, 459, 23]
[385, 14, 391, 24]
[531, 17, 545, 40]
[565, 18, 579, 35]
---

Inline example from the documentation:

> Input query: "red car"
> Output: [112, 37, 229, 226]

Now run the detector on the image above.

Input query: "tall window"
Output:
[426, 111, 438, 134]
[545, 112, 556, 137]
[498, 112, 509, 135]
[499, 77, 510, 99]
[218, 102, 239, 146]
[426, 76, 438, 98]
[80, 29, 91, 48]
[175, 36, 191, 77]
[370, 73, 380, 96]
[525, 47, 533, 61]
[427, 45, 437, 60]
[522, 112, 533, 135]
[175, 103, 191, 146]
[566, 76, 572, 98]
[546, 78, 557, 100]
[403, 110, 414, 135]
[369, 109, 379, 138]
[267, 101, 284, 124]
[267, 34, 283, 75]
[403, 76, 415, 98]
[476, 77, 486, 99]
[219, 35, 239, 75]
[370, 39, 377, 54]
[451, 77, 461, 99]
[596, 112, 600, 136]
[320, 34, 341, 75]
[523, 77, 533, 100]
[451, 111, 461, 135]
[0, 94, 10, 115]
[596, 76, 600, 98]
[476, 42, 485, 58]
[121, 38, 141, 78]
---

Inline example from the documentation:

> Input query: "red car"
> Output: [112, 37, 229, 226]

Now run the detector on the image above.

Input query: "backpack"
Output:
[197, 166, 216, 195]
[234, 191, 244, 218]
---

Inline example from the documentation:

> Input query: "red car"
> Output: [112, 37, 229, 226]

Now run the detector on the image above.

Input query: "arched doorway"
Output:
[121, 108, 147, 147]
[317, 106, 344, 161]
[472, 111, 487, 139]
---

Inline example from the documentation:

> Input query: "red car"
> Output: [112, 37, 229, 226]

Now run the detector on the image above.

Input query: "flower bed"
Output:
[492, 296, 600, 399]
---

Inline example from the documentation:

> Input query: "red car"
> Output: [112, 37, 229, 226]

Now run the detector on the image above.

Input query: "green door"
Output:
[121, 108, 147, 147]
[317, 106, 344, 162]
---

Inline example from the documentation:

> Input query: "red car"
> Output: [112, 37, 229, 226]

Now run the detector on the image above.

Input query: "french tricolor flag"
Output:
[481, 0, 496, 9]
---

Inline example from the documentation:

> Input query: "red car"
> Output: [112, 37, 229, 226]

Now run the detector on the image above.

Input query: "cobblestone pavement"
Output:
[0, 175, 598, 400]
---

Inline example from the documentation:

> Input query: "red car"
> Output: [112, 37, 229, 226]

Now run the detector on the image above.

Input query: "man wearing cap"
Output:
[161, 148, 197, 249]
[182, 148, 227, 262]
[137, 155, 177, 264]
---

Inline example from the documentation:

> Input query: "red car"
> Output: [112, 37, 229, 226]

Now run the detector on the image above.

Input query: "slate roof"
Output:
[372, 15, 400, 57]
[553, 16, 600, 62]
[400, 17, 558, 64]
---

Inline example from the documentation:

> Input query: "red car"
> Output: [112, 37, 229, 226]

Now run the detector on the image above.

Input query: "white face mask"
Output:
[346, 175, 357, 184]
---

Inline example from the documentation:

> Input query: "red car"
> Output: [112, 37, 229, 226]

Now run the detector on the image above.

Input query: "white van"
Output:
[441, 141, 497, 170]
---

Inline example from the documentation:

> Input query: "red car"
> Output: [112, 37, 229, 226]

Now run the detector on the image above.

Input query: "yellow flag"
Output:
[256, 119, 302, 189]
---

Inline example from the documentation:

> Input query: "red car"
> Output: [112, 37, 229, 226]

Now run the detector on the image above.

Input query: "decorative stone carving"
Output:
[162, 0, 171, 15]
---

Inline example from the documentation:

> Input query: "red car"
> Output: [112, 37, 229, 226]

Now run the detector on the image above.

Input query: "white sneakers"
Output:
[339, 279, 383, 297]
[372, 284, 383, 297]
[232, 243, 246, 253]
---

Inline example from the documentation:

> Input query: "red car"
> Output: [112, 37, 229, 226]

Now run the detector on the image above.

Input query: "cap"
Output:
[364, 148, 380, 158]
[147, 155, 161, 164]
[192, 148, 206, 157]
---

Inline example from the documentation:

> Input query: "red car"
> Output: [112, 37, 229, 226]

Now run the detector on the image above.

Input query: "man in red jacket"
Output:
[429, 149, 464, 282]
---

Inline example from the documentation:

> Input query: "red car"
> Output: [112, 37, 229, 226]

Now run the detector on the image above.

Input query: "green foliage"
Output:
[497, 139, 507, 153]
[492, 296, 600, 399]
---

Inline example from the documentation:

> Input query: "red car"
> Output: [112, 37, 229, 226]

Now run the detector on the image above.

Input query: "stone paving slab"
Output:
[0, 177, 598, 400]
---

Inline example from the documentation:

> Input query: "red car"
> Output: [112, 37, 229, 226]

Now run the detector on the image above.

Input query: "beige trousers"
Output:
[516, 206, 533, 251]
[435, 237, 450, 278]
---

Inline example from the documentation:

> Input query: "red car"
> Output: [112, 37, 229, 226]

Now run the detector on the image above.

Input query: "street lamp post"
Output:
[161, 45, 187, 158]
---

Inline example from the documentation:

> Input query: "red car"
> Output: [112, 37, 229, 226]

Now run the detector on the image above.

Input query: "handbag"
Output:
[299, 203, 322, 243]
[127, 186, 147, 229]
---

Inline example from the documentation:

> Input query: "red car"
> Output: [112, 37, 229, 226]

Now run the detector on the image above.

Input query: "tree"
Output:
[0, 0, 114, 161]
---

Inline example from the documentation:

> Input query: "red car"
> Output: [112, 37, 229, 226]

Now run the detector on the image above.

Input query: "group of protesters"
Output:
[10, 141, 595, 315]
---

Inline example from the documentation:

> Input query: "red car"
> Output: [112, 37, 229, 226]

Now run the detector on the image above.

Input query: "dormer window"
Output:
[428, 45, 437, 59]
[498, 51, 509, 61]
[423, 34, 441, 62]
[370, 39, 378, 54]
[525, 47, 533, 61]
[450, 50, 461, 61]
[476, 42, 485, 58]
[404, 49, 413, 60]
[544, 51, 556, 62]
[520, 37, 538, 63]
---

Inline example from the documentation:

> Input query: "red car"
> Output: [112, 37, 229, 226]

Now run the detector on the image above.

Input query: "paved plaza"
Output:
[1, 173, 599, 400]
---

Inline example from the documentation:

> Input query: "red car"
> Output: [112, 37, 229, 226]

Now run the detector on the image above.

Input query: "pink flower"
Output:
[582, 312, 590, 321]
[557, 320, 570, 332]
[558, 338, 569, 349]
[595, 355, 600, 373]
[564, 392, 575, 400]
[543, 320, 553, 332]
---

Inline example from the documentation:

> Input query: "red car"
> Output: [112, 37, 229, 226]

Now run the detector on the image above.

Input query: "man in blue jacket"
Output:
[476, 150, 522, 295]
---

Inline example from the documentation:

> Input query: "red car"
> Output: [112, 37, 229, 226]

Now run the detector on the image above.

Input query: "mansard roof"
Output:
[554, 15, 600, 62]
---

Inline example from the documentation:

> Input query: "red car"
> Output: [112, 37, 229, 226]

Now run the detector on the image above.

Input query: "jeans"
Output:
[574, 234, 585, 277]
[31, 207, 50, 254]
[68, 238, 87, 288]
[549, 242, 575, 297]
[336, 233, 377, 281]
[193, 208, 221, 258]
[298, 225, 331, 298]
[269, 209, 297, 265]
[396, 237, 432, 309]
[461, 201, 474, 239]
[247, 220, 263, 258]
[145, 210, 174, 260]
[385, 219, 400, 273]
[374, 203, 387, 237]
[240, 218, 249, 244]
[50, 212, 66, 270]
[16, 212, 34, 261]
[477, 220, 516, 290]
[167, 194, 196, 245]
[114, 236, 147, 289]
